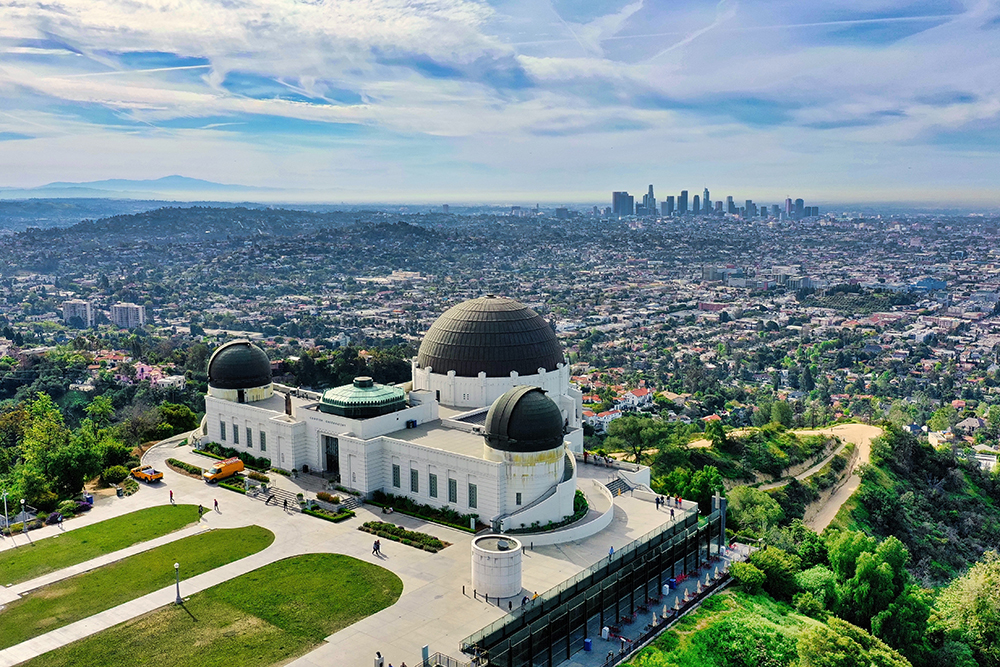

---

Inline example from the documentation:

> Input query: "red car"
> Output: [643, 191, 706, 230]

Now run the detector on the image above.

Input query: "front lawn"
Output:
[0, 504, 201, 586]
[0, 525, 274, 650]
[22, 553, 403, 667]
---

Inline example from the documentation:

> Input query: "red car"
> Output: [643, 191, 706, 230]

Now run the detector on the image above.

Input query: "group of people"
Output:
[375, 651, 406, 667]
[654, 496, 681, 510]
[372, 539, 382, 556]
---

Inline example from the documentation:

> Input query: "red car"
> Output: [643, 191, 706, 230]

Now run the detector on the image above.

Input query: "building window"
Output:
[220, 421, 226, 441]
[392, 464, 400, 488]
[246, 427, 253, 448]
[448, 478, 457, 503]
[233, 424, 239, 444]
[429, 474, 438, 498]
[259, 431, 266, 452]
[516, 492, 522, 505]
[468, 483, 478, 509]
[410, 469, 419, 494]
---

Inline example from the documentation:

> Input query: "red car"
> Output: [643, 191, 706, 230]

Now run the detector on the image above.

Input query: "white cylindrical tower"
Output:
[472, 535, 523, 599]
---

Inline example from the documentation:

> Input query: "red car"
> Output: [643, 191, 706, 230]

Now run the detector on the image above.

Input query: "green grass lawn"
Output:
[0, 504, 201, 586]
[0, 525, 274, 650]
[22, 553, 403, 667]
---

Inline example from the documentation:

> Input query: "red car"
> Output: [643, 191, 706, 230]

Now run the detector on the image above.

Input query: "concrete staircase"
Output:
[606, 477, 632, 497]
[245, 485, 302, 513]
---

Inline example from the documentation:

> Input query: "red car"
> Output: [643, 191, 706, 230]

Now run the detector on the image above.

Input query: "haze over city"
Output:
[2, 0, 1000, 205]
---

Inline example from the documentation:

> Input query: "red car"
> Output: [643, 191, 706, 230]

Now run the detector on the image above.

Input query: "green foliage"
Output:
[157, 402, 199, 435]
[793, 591, 827, 619]
[701, 614, 799, 667]
[101, 464, 129, 485]
[933, 550, 1000, 667]
[748, 547, 801, 601]
[302, 508, 355, 523]
[771, 401, 794, 428]
[827, 530, 877, 581]
[369, 490, 481, 532]
[607, 415, 671, 464]
[0, 526, 274, 649]
[797, 617, 912, 667]
[871, 587, 931, 667]
[246, 470, 270, 484]
[796, 566, 838, 609]
[360, 521, 446, 552]
[17, 554, 402, 667]
[656, 465, 725, 514]
[197, 442, 270, 471]
[728, 486, 784, 536]
[730, 562, 766, 594]
[165, 458, 202, 476]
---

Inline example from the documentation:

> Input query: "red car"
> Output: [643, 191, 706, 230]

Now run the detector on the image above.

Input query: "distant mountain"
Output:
[0, 175, 280, 201]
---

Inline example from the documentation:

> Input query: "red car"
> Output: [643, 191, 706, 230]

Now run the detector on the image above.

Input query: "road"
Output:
[805, 424, 882, 531]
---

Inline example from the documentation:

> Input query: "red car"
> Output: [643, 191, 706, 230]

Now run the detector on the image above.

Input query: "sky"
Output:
[1, 0, 999, 205]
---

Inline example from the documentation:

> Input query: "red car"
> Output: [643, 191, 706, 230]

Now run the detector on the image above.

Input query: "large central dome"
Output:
[417, 296, 564, 378]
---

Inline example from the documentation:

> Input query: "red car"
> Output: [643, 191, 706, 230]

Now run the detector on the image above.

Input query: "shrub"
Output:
[793, 591, 826, 619]
[122, 478, 140, 496]
[368, 491, 482, 532]
[247, 471, 270, 484]
[102, 465, 130, 485]
[359, 521, 447, 551]
[218, 481, 245, 494]
[748, 547, 801, 601]
[166, 458, 203, 476]
[303, 508, 355, 523]
[58, 500, 79, 516]
[316, 491, 335, 503]
[75, 501, 92, 513]
[730, 561, 766, 594]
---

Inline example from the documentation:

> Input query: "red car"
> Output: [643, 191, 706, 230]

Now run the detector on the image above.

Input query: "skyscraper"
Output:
[794, 199, 805, 219]
[726, 196, 736, 215]
[745, 200, 754, 217]
[678, 190, 688, 215]
[641, 184, 656, 216]
[665, 196, 675, 215]
[771, 204, 780, 218]
[612, 191, 634, 217]
[692, 195, 700, 214]
[785, 198, 793, 216]
[715, 201, 723, 213]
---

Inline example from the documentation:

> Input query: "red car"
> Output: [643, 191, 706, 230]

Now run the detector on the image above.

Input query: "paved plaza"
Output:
[0, 433, 695, 667]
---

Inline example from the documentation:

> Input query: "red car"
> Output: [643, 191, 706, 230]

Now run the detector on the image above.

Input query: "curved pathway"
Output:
[805, 424, 881, 531]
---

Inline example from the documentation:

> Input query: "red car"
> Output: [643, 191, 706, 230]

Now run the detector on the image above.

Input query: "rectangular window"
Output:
[246, 427, 253, 448]
[392, 464, 400, 488]
[410, 469, 419, 494]
[233, 424, 239, 444]
[429, 474, 438, 498]
[468, 483, 478, 509]
[516, 492, 522, 505]
[220, 421, 226, 441]
[448, 478, 457, 503]
[259, 431, 266, 452]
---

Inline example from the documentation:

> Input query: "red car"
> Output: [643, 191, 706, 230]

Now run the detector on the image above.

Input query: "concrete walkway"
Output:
[0, 438, 687, 667]
[807, 425, 881, 531]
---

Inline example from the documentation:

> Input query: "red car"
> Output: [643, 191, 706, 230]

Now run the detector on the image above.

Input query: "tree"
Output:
[158, 402, 199, 435]
[730, 561, 766, 594]
[827, 530, 877, 581]
[933, 550, 1000, 667]
[838, 551, 897, 628]
[798, 617, 912, 667]
[801, 365, 816, 391]
[605, 415, 668, 464]
[749, 547, 801, 601]
[728, 486, 784, 536]
[796, 565, 838, 609]
[84, 395, 115, 426]
[928, 406, 959, 432]
[705, 419, 727, 448]
[771, 401, 793, 428]
[871, 587, 931, 667]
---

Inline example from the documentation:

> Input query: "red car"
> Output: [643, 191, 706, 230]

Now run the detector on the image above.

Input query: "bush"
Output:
[122, 477, 140, 496]
[218, 481, 245, 494]
[58, 500, 79, 516]
[360, 521, 447, 552]
[316, 491, 339, 504]
[303, 508, 355, 523]
[748, 547, 801, 601]
[730, 561, 766, 594]
[166, 458, 203, 476]
[102, 465, 130, 485]
[793, 591, 826, 618]
[247, 471, 270, 484]
[369, 491, 481, 532]
[198, 442, 270, 471]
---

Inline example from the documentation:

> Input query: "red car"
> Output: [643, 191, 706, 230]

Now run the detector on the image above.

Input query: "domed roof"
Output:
[484, 386, 565, 453]
[319, 377, 407, 418]
[207, 340, 272, 390]
[417, 296, 564, 378]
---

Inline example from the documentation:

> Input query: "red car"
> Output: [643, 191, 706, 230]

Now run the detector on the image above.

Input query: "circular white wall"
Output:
[472, 535, 523, 599]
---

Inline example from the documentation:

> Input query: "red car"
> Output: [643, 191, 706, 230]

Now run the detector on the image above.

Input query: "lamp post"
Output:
[2, 491, 11, 547]
[20, 498, 25, 531]
[174, 563, 182, 604]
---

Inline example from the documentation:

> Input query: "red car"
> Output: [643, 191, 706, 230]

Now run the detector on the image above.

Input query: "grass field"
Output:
[0, 504, 201, 586]
[0, 525, 274, 650]
[22, 553, 403, 667]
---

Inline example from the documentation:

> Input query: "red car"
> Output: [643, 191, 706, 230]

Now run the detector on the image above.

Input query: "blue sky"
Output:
[0, 0, 998, 204]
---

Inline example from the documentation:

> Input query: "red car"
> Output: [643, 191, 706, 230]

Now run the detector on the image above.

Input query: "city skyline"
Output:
[1, 1, 999, 204]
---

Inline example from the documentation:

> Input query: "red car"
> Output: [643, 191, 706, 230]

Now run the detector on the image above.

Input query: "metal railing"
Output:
[418, 652, 471, 667]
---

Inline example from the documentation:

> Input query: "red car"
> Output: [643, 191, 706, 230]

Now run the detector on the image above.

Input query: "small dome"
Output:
[319, 376, 407, 418]
[417, 295, 564, 378]
[484, 386, 565, 453]
[207, 340, 272, 390]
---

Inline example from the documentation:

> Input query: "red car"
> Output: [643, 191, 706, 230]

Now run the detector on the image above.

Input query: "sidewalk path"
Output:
[807, 424, 881, 531]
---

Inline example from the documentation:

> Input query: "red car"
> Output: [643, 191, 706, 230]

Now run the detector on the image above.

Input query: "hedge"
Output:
[247, 471, 270, 484]
[359, 521, 448, 552]
[369, 490, 480, 533]
[303, 508, 355, 523]
[218, 481, 246, 494]
[166, 458, 203, 477]
[101, 465, 130, 485]
[506, 490, 589, 535]
[121, 478, 140, 496]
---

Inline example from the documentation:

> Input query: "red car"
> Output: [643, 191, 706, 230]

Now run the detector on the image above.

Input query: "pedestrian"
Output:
[521, 595, 528, 606]
[169, 489, 174, 503]
[214, 498, 219, 512]
[198, 504, 204, 517]
[283, 498, 288, 511]
[532, 591, 539, 600]
[670, 508, 675, 519]
[373, 540, 379, 555]
[609, 545, 614, 557]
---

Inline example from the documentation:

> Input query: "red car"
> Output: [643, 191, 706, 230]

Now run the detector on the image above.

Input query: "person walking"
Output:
[283, 498, 288, 512]
[213, 498, 219, 512]
[197, 504, 204, 517]
[670, 508, 675, 519]
[169, 489, 174, 504]
[373, 540, 379, 555]
[609, 545, 614, 557]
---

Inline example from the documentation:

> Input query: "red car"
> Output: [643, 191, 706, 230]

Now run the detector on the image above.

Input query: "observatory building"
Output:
[200, 296, 586, 530]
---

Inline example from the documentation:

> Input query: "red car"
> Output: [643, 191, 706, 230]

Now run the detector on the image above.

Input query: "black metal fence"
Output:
[460, 507, 724, 667]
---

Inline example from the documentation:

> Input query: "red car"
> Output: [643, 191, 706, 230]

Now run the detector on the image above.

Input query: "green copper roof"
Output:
[319, 377, 407, 418]
[485, 386, 565, 453]
[416, 295, 565, 378]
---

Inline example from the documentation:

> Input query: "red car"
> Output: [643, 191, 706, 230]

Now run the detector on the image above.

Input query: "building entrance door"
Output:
[323, 435, 340, 480]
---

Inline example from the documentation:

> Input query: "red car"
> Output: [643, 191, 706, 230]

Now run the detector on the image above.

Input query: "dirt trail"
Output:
[801, 424, 882, 531]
